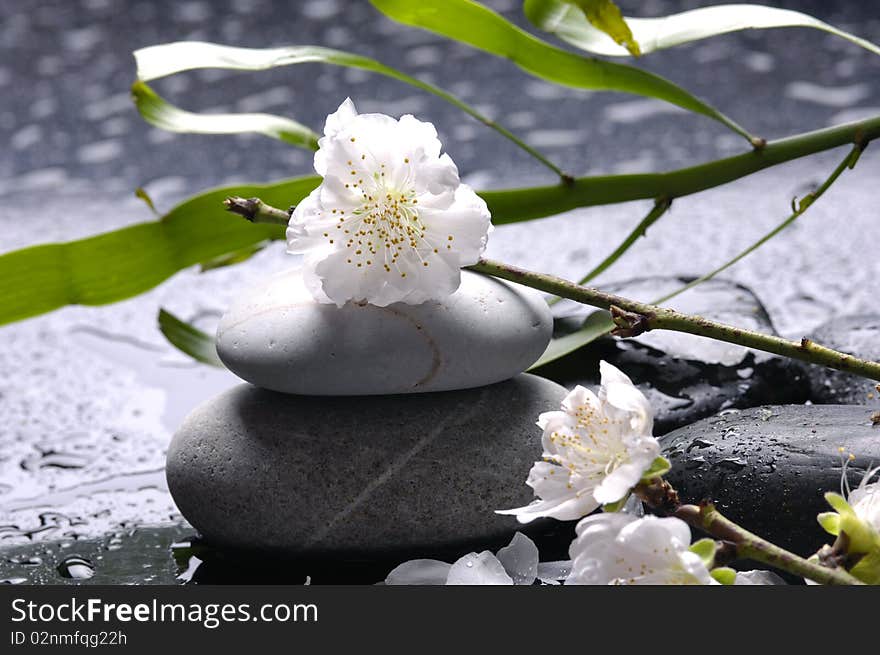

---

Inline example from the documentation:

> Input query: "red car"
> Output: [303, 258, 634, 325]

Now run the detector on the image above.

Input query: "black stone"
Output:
[798, 315, 880, 407]
[660, 404, 880, 559]
[536, 277, 810, 434]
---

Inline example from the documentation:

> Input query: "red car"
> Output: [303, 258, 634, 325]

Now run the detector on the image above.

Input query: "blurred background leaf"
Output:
[133, 41, 564, 175]
[529, 310, 615, 370]
[569, 0, 640, 56]
[132, 80, 320, 149]
[0, 177, 318, 326]
[524, 0, 880, 57]
[157, 309, 224, 367]
[370, 0, 755, 141]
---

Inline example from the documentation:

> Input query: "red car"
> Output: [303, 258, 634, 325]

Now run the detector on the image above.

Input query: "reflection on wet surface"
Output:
[1, 0, 878, 582]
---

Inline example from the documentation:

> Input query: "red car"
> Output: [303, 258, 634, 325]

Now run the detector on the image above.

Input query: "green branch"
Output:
[224, 196, 291, 225]
[674, 504, 864, 586]
[484, 114, 880, 224]
[653, 142, 865, 306]
[229, 195, 880, 382]
[636, 480, 863, 584]
[578, 196, 672, 286]
[469, 258, 880, 382]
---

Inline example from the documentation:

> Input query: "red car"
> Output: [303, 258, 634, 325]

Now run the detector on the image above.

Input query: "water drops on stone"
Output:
[57, 555, 95, 580]
[686, 438, 715, 452]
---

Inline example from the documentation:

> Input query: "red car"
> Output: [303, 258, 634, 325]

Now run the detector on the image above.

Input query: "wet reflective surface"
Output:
[1, 0, 878, 583]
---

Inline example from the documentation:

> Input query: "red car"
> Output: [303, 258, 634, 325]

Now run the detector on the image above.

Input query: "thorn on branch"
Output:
[610, 305, 652, 337]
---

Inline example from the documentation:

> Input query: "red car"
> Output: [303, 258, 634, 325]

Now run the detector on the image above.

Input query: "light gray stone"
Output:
[166, 374, 566, 556]
[216, 268, 552, 395]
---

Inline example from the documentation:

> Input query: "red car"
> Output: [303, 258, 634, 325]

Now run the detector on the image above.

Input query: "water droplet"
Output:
[714, 457, 748, 472]
[9, 556, 42, 566]
[686, 438, 714, 452]
[57, 555, 95, 579]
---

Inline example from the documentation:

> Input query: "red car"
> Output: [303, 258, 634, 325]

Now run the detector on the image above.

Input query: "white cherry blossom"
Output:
[497, 361, 660, 523]
[566, 513, 717, 585]
[287, 98, 492, 306]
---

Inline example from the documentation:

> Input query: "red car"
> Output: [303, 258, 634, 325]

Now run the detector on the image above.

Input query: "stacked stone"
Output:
[166, 269, 565, 559]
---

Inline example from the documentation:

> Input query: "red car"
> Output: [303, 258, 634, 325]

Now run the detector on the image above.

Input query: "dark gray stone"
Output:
[537, 277, 810, 434]
[661, 404, 880, 558]
[799, 315, 880, 407]
[166, 374, 566, 557]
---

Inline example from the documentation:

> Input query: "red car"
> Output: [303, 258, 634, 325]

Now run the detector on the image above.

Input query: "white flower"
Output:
[816, 461, 880, 583]
[566, 513, 717, 585]
[848, 465, 880, 532]
[287, 97, 492, 307]
[496, 361, 660, 523]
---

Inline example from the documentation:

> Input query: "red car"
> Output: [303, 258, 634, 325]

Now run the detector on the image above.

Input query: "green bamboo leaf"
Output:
[3, 115, 877, 325]
[133, 41, 565, 176]
[570, 1, 640, 56]
[529, 310, 614, 370]
[199, 241, 270, 272]
[524, 0, 880, 57]
[158, 308, 224, 367]
[131, 81, 320, 149]
[370, 0, 754, 141]
[0, 176, 318, 326]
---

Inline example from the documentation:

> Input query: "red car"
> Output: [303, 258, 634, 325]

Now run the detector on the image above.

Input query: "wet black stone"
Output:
[660, 404, 880, 559]
[535, 277, 810, 434]
[798, 315, 880, 407]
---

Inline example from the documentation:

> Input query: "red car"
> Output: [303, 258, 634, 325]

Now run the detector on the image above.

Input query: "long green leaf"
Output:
[369, 0, 754, 141]
[158, 308, 224, 367]
[3, 114, 878, 326]
[525, 0, 880, 57]
[133, 41, 565, 176]
[529, 310, 614, 370]
[131, 81, 319, 149]
[0, 176, 318, 325]
[570, 1, 640, 56]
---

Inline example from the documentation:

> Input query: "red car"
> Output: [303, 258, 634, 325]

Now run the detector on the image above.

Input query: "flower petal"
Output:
[734, 570, 787, 585]
[446, 552, 513, 585]
[384, 559, 452, 585]
[599, 360, 654, 435]
[495, 532, 539, 585]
